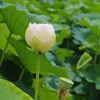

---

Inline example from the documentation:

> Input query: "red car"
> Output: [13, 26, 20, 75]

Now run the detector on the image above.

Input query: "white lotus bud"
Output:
[25, 23, 56, 53]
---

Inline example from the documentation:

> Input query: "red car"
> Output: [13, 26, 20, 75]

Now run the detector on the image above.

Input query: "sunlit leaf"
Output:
[0, 79, 33, 100]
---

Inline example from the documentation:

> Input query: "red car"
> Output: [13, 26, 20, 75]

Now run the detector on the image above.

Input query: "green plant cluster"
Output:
[0, 0, 100, 100]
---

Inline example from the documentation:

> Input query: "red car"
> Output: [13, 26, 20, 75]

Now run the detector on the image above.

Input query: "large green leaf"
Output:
[78, 18, 100, 52]
[0, 3, 29, 37]
[40, 86, 57, 100]
[10, 38, 68, 77]
[0, 33, 17, 55]
[72, 26, 91, 45]
[54, 48, 74, 62]
[80, 64, 100, 84]
[84, 0, 100, 13]
[79, 18, 100, 37]
[65, 2, 87, 15]
[56, 27, 71, 45]
[74, 83, 87, 94]
[72, 13, 100, 24]
[72, 14, 100, 52]
[32, 78, 57, 100]
[0, 79, 33, 100]
[83, 34, 100, 52]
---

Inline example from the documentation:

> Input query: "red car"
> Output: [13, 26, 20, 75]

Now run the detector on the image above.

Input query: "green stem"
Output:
[35, 53, 41, 100]
[94, 53, 97, 64]
[67, 39, 69, 58]
[19, 68, 25, 81]
[0, 32, 12, 67]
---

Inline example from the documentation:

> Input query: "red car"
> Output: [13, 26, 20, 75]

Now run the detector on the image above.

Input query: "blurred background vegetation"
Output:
[0, 0, 100, 100]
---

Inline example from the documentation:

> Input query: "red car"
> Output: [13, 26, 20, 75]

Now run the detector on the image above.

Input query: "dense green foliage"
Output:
[0, 0, 100, 100]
